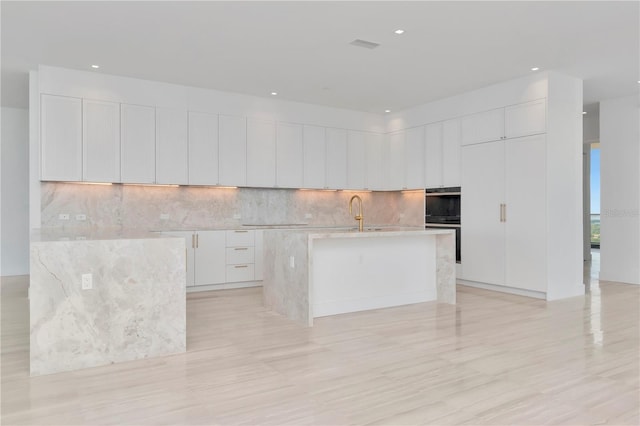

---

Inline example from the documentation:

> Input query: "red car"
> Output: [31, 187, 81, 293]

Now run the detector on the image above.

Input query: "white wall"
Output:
[1, 107, 30, 276]
[599, 95, 640, 285]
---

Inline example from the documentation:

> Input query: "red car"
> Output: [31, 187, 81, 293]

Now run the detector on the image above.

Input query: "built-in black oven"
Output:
[425, 187, 461, 263]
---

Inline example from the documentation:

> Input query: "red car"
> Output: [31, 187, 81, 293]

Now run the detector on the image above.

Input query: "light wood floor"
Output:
[2, 265, 638, 425]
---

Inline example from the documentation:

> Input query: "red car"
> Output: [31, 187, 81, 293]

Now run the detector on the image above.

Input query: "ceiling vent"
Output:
[350, 39, 380, 49]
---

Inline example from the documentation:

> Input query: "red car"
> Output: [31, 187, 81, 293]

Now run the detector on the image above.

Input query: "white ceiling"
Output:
[2, 1, 638, 112]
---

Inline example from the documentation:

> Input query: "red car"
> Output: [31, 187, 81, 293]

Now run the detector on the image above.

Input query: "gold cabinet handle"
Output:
[191, 234, 195, 248]
[234, 247, 248, 251]
[234, 265, 248, 269]
[234, 230, 249, 233]
[503, 204, 506, 222]
[196, 233, 199, 248]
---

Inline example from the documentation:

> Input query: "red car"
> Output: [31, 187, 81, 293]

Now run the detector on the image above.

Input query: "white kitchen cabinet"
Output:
[347, 131, 366, 190]
[386, 130, 405, 190]
[325, 128, 348, 189]
[442, 119, 462, 187]
[82, 99, 120, 183]
[505, 99, 546, 139]
[365, 133, 383, 190]
[276, 122, 303, 188]
[461, 134, 546, 292]
[194, 230, 226, 286]
[247, 118, 276, 187]
[424, 122, 443, 188]
[303, 125, 326, 189]
[460, 107, 505, 146]
[121, 104, 156, 184]
[405, 126, 425, 189]
[41, 94, 82, 181]
[218, 114, 247, 186]
[425, 119, 461, 188]
[188, 111, 219, 185]
[156, 107, 188, 185]
[225, 230, 262, 283]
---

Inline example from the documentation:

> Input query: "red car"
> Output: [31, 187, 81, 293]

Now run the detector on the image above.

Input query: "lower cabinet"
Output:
[162, 230, 263, 289]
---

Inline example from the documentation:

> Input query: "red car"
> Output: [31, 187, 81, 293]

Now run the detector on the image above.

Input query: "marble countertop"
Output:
[31, 227, 180, 243]
[283, 227, 454, 239]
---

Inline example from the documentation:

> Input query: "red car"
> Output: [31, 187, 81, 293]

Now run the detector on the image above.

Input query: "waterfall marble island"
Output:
[29, 228, 186, 376]
[262, 228, 456, 326]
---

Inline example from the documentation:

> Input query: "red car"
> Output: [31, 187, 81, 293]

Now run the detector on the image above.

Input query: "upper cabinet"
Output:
[365, 133, 384, 191]
[247, 118, 276, 187]
[404, 126, 425, 189]
[386, 130, 405, 190]
[218, 114, 247, 186]
[41, 94, 82, 181]
[276, 122, 303, 189]
[302, 125, 326, 189]
[156, 107, 188, 185]
[325, 128, 348, 189]
[83, 99, 120, 183]
[425, 119, 461, 188]
[460, 107, 505, 146]
[121, 104, 156, 184]
[461, 99, 547, 146]
[504, 99, 546, 139]
[188, 111, 219, 185]
[347, 131, 366, 190]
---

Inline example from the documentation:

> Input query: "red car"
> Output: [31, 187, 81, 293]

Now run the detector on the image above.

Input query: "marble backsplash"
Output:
[40, 183, 425, 230]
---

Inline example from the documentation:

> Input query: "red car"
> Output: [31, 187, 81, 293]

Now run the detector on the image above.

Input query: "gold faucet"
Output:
[349, 195, 364, 232]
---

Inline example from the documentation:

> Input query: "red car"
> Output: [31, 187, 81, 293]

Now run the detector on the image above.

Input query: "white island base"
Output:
[263, 229, 456, 326]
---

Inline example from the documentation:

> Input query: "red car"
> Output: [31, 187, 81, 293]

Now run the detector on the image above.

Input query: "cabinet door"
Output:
[218, 114, 247, 186]
[276, 122, 303, 188]
[460, 108, 504, 146]
[405, 126, 425, 189]
[156, 107, 188, 184]
[121, 104, 156, 184]
[194, 231, 226, 286]
[163, 231, 195, 287]
[505, 134, 546, 291]
[461, 141, 505, 285]
[247, 118, 276, 187]
[365, 133, 383, 190]
[41, 94, 82, 181]
[442, 118, 462, 187]
[505, 99, 546, 139]
[347, 131, 366, 190]
[188, 111, 219, 185]
[83, 99, 120, 183]
[303, 125, 326, 189]
[424, 122, 443, 188]
[387, 130, 405, 190]
[325, 128, 348, 189]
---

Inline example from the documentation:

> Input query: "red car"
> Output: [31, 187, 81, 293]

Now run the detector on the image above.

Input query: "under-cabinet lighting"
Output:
[122, 183, 180, 188]
[340, 189, 372, 193]
[62, 181, 112, 186]
[531, 67, 540, 71]
[298, 188, 338, 192]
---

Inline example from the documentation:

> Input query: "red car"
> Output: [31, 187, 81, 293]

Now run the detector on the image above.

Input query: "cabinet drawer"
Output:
[226, 230, 254, 247]
[226, 247, 255, 264]
[226, 264, 255, 282]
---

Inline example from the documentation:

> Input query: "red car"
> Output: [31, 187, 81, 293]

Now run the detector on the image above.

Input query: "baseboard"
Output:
[186, 281, 262, 293]
[458, 280, 547, 299]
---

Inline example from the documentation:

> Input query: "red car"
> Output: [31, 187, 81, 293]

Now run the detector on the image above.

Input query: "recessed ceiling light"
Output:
[394, 29, 405, 35]
[582, 111, 587, 115]
[531, 67, 539, 71]
[384, 109, 391, 113]
[91, 64, 100, 69]
[270, 92, 278, 96]
[637, 80, 640, 84]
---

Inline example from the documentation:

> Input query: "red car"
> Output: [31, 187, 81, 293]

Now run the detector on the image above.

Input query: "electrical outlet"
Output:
[81, 273, 93, 290]
[304, 213, 313, 219]
[75, 214, 87, 221]
[233, 213, 242, 220]
[75, 236, 86, 241]
[160, 213, 170, 220]
[59, 213, 70, 220]
[289, 256, 295, 269]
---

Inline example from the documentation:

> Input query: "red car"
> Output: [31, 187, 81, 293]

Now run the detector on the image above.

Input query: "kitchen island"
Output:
[262, 228, 456, 326]
[29, 228, 186, 376]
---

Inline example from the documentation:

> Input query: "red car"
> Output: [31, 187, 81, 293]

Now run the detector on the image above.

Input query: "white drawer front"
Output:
[226, 264, 255, 282]
[226, 247, 255, 264]
[226, 230, 254, 247]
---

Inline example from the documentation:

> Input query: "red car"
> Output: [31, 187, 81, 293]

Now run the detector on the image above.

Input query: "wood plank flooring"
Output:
[1, 270, 638, 425]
